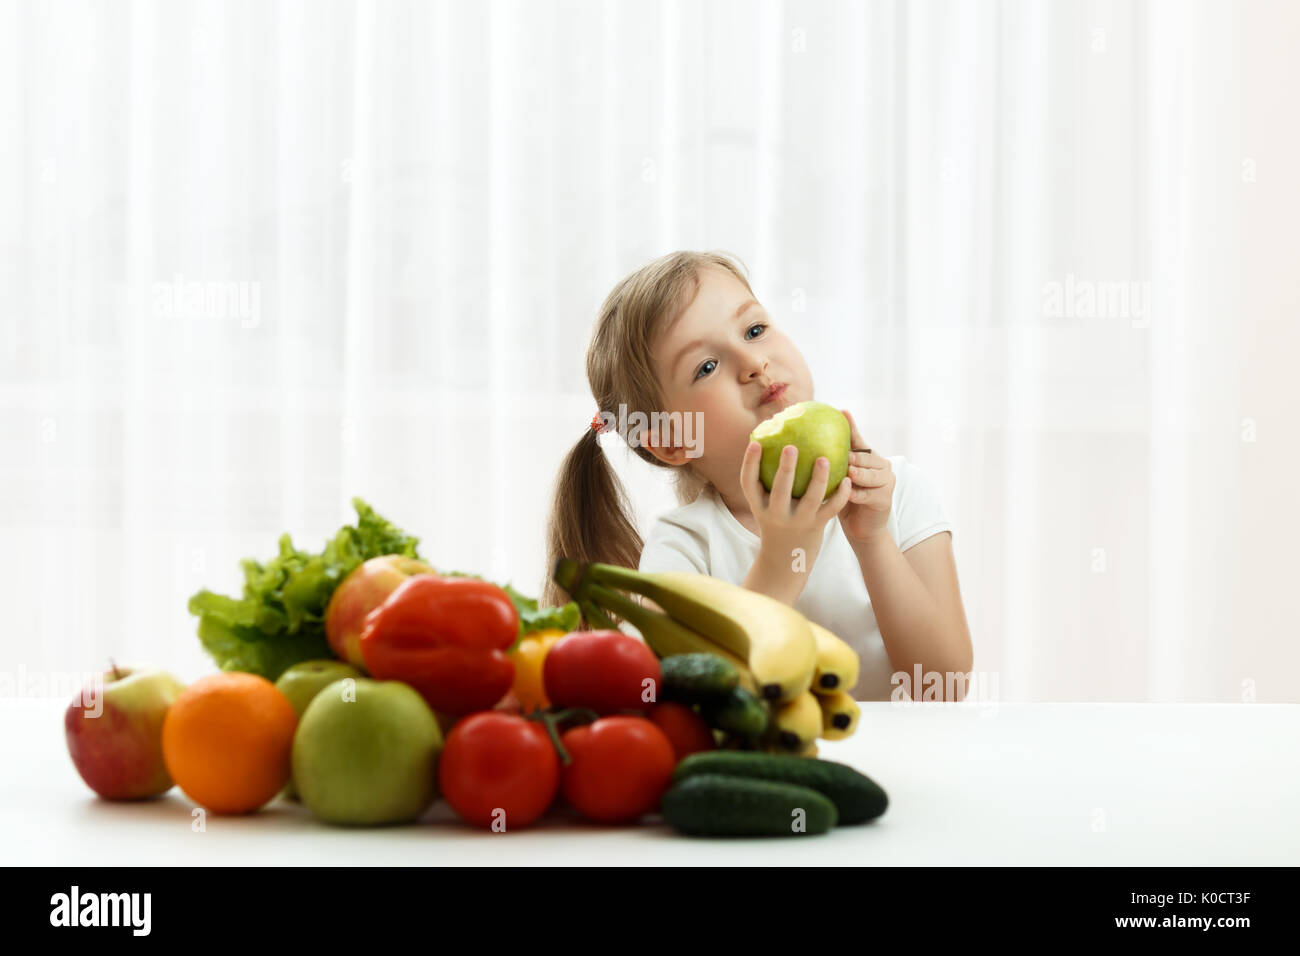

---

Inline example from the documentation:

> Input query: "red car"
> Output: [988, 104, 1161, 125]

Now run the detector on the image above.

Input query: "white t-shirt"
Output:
[636, 456, 952, 701]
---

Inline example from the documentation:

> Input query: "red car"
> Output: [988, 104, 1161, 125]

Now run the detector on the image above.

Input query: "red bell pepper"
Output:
[359, 574, 519, 716]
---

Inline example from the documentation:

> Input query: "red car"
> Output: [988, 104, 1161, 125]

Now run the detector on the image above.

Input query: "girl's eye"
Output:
[694, 325, 766, 380]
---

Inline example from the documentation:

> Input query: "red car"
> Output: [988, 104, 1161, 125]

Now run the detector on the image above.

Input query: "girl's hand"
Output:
[739, 439, 853, 568]
[838, 409, 895, 547]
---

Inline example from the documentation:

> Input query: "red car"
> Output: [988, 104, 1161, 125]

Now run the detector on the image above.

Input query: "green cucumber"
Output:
[661, 774, 837, 836]
[698, 687, 768, 740]
[661, 653, 739, 702]
[673, 751, 888, 825]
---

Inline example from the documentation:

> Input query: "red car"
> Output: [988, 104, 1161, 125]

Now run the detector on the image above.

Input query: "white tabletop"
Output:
[6, 698, 1297, 866]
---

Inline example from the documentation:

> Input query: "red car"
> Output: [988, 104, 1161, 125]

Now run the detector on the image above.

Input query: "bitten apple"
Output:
[324, 555, 433, 669]
[750, 400, 851, 500]
[65, 665, 186, 800]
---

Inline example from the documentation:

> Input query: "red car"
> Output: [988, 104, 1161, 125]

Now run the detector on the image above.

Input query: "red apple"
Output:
[65, 665, 187, 800]
[324, 555, 433, 669]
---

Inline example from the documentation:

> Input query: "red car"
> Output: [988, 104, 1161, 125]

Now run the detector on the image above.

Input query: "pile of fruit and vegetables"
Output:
[65, 496, 887, 837]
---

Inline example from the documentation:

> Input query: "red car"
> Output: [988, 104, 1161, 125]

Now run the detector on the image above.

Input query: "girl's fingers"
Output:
[818, 476, 854, 521]
[848, 448, 885, 469]
[849, 464, 890, 488]
[796, 457, 831, 517]
[842, 409, 877, 460]
[769, 444, 798, 510]
[849, 486, 879, 504]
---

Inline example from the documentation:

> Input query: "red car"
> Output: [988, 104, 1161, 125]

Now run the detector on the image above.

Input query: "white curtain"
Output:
[1, 0, 1288, 701]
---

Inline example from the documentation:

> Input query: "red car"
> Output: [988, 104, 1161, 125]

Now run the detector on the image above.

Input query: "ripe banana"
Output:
[762, 692, 822, 753]
[808, 621, 860, 696]
[580, 582, 760, 696]
[575, 562, 817, 703]
[817, 691, 860, 741]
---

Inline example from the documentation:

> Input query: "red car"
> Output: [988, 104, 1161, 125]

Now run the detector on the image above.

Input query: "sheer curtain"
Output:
[1, 0, 1290, 701]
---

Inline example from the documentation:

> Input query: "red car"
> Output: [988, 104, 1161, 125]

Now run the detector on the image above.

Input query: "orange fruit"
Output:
[162, 672, 297, 814]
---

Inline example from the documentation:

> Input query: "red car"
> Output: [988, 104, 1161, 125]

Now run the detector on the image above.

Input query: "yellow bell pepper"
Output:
[509, 629, 569, 712]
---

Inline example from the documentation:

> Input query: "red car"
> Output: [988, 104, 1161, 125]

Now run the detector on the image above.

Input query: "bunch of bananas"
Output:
[553, 560, 862, 757]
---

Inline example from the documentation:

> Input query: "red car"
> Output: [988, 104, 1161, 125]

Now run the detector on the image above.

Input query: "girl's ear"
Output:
[637, 428, 691, 467]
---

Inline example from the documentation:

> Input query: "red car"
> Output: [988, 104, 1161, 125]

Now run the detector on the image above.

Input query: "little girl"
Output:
[543, 251, 972, 701]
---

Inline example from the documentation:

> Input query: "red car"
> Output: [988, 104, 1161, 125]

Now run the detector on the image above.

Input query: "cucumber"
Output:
[661, 653, 739, 702]
[673, 751, 888, 825]
[698, 687, 768, 740]
[661, 774, 837, 836]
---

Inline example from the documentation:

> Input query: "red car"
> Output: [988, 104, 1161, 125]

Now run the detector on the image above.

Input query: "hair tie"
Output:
[590, 412, 607, 434]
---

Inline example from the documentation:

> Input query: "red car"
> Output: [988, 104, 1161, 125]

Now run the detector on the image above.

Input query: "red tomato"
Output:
[649, 702, 718, 761]
[559, 716, 676, 823]
[543, 630, 661, 715]
[439, 713, 559, 830]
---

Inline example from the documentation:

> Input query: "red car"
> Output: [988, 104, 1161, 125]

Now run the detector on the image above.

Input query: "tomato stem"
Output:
[524, 707, 599, 766]
[550, 707, 600, 725]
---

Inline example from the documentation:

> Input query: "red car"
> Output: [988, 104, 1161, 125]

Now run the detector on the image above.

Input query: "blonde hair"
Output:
[541, 250, 756, 611]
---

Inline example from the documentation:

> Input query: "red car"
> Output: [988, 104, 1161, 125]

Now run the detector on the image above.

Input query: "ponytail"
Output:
[542, 428, 644, 617]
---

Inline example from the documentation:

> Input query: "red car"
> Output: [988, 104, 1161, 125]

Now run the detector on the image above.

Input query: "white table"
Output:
[6, 699, 1297, 865]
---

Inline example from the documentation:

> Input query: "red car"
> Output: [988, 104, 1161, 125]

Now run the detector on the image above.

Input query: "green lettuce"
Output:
[502, 583, 582, 646]
[188, 498, 421, 681]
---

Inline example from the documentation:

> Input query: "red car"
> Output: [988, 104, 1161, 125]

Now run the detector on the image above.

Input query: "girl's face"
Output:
[645, 267, 814, 505]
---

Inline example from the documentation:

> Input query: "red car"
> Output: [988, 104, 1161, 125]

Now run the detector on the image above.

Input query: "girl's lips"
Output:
[760, 383, 788, 404]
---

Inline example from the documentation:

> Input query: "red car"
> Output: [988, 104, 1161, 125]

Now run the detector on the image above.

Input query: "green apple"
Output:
[274, 659, 363, 799]
[65, 665, 186, 800]
[750, 400, 851, 500]
[292, 677, 442, 826]
[276, 660, 364, 717]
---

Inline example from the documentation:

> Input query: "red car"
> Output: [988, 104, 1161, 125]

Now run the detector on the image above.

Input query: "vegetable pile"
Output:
[143, 504, 892, 836]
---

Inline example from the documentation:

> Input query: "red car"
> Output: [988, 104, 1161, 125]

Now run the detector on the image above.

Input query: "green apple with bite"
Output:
[292, 677, 443, 825]
[750, 400, 851, 500]
[64, 664, 186, 800]
[324, 555, 433, 669]
[274, 659, 363, 799]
